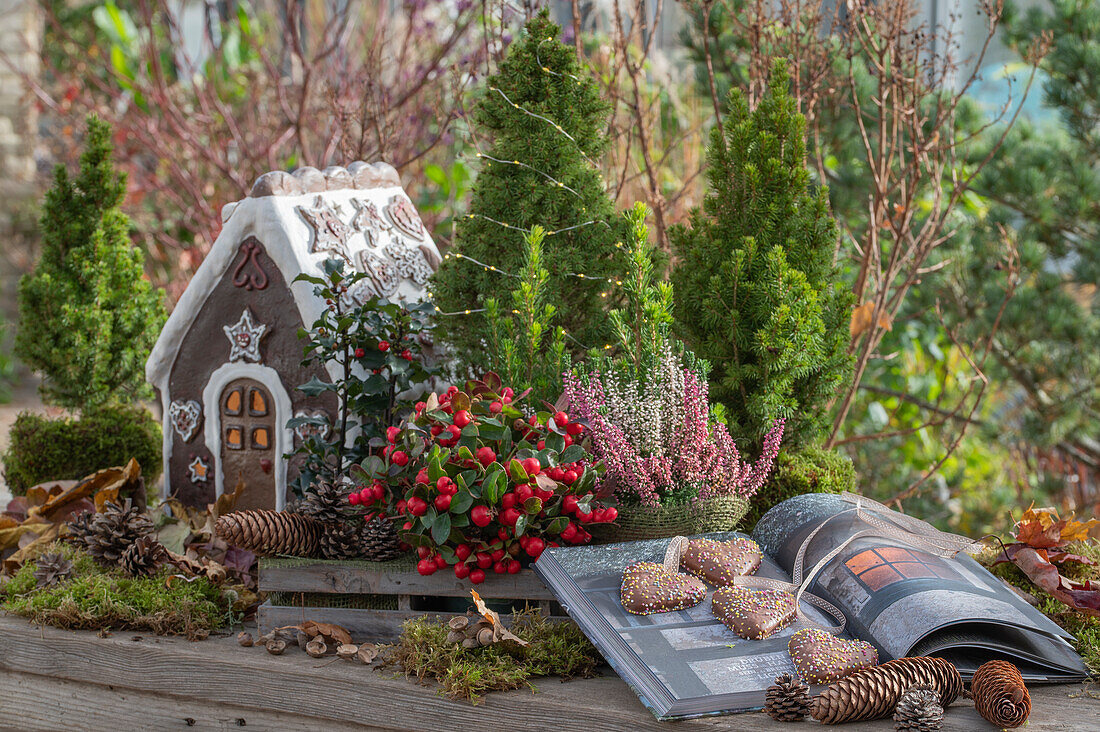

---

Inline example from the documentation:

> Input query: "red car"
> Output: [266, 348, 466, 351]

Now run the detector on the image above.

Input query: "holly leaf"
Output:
[298, 376, 333, 397]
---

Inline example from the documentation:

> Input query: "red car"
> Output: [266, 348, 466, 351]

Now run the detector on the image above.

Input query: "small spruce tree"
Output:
[670, 61, 853, 452]
[432, 10, 625, 365]
[16, 116, 165, 409]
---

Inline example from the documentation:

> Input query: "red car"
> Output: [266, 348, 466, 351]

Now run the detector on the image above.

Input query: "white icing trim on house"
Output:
[145, 180, 440, 392]
[202, 362, 294, 511]
[159, 386, 172, 499]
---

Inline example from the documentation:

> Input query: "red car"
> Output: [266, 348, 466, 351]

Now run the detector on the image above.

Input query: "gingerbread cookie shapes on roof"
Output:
[145, 162, 441, 514]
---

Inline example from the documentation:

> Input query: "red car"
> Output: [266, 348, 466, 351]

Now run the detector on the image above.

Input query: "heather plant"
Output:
[564, 344, 784, 507]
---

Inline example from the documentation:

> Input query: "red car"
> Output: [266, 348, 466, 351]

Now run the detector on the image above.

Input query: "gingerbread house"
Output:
[145, 162, 441, 511]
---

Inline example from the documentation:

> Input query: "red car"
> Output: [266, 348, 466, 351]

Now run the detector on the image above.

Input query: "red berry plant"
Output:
[350, 373, 615, 583]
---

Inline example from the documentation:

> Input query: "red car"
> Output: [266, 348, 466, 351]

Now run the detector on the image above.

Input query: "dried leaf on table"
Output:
[470, 590, 529, 646]
[29, 459, 143, 523]
[299, 620, 353, 646]
[0, 515, 19, 531]
[0, 522, 49, 552]
[155, 519, 192, 556]
[1010, 546, 1100, 617]
[2, 523, 62, 575]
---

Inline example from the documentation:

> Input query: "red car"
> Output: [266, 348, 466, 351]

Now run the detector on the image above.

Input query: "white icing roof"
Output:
[145, 163, 441, 390]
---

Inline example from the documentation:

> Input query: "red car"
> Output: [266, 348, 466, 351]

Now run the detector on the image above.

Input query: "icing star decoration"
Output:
[297, 195, 352, 259]
[188, 456, 209, 483]
[224, 308, 268, 363]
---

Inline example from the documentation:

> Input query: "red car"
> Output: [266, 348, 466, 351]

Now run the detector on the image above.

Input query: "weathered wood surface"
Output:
[259, 560, 556, 600]
[0, 614, 1096, 731]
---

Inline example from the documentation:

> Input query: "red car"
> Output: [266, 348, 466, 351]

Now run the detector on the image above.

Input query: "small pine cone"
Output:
[214, 510, 321, 557]
[319, 521, 362, 560]
[764, 673, 811, 722]
[297, 481, 353, 524]
[33, 553, 74, 588]
[120, 535, 169, 577]
[75, 500, 155, 566]
[893, 684, 944, 731]
[65, 512, 95, 550]
[359, 516, 404, 561]
[811, 657, 962, 725]
[970, 660, 1030, 729]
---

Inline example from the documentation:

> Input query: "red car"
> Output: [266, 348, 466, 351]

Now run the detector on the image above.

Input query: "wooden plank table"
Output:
[0, 613, 1096, 731]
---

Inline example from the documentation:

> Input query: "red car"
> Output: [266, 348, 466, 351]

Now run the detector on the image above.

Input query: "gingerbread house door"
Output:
[220, 378, 277, 511]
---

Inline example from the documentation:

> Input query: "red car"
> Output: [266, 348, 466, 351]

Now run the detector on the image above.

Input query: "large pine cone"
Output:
[319, 521, 362, 560]
[970, 660, 1030, 729]
[67, 500, 154, 566]
[120, 535, 169, 577]
[215, 510, 322, 557]
[811, 657, 962, 725]
[764, 673, 812, 721]
[893, 684, 944, 731]
[359, 516, 405, 561]
[298, 481, 353, 524]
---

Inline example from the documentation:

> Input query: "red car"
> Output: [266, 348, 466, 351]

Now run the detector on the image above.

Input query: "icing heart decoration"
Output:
[788, 627, 878, 683]
[169, 400, 202, 442]
[712, 585, 798, 640]
[621, 561, 707, 615]
[681, 537, 762, 586]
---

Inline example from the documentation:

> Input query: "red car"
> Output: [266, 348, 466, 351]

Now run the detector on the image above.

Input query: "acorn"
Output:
[237, 631, 254, 647]
[266, 639, 287, 655]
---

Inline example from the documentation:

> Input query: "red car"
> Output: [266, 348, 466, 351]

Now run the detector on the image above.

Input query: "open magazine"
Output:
[533, 493, 1088, 720]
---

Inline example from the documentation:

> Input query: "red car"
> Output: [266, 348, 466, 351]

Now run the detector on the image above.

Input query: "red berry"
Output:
[577, 510, 593, 524]
[603, 507, 618, 522]
[528, 415, 539, 427]
[563, 470, 578, 485]
[402, 521, 413, 530]
[378, 340, 390, 352]
[549, 467, 565, 482]
[371, 483, 385, 501]
[525, 537, 545, 557]
[562, 495, 579, 513]
[417, 546, 431, 559]
[436, 476, 452, 492]
[561, 523, 578, 542]
[387, 426, 400, 443]
[454, 562, 471, 579]
[354, 348, 366, 358]
[469, 568, 486, 584]
[522, 458, 541, 476]
[416, 469, 430, 485]
[415, 401, 426, 413]
[476, 446, 496, 467]
[434, 494, 452, 511]
[592, 508, 606, 523]
[409, 498, 428, 517]
[453, 410, 473, 428]
[448, 425, 462, 439]
[396, 499, 407, 514]
[471, 505, 492, 527]
[501, 507, 521, 527]
[392, 450, 409, 466]
[382, 444, 393, 458]
[553, 411, 568, 427]
[430, 424, 443, 436]
[536, 440, 545, 450]
[359, 488, 374, 506]
[507, 559, 522, 574]
[447, 385, 459, 395]
[492, 561, 507, 574]
[476, 552, 493, 569]
[416, 559, 436, 576]
[497, 527, 510, 542]
[434, 553, 449, 569]
[489, 401, 503, 414]
[501, 492, 517, 510]
[503, 387, 514, 398]
[563, 435, 573, 447]
[401, 349, 413, 361]
[454, 544, 472, 561]
[490, 548, 506, 562]
[515, 485, 533, 502]
[566, 422, 584, 436]
[349, 492, 361, 506]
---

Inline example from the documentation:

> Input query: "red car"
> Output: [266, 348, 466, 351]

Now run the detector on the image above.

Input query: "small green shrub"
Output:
[742, 446, 856, 531]
[1, 403, 161, 496]
[1, 542, 230, 639]
[386, 608, 601, 703]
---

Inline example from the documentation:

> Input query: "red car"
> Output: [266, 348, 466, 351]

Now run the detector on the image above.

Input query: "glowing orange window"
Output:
[226, 426, 243, 450]
[225, 388, 243, 415]
[249, 388, 268, 416]
[251, 427, 270, 450]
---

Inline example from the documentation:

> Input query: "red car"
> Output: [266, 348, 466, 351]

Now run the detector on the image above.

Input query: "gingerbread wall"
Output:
[165, 239, 335, 506]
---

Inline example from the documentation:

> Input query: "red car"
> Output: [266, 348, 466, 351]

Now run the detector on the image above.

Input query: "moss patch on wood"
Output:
[982, 541, 1100, 676]
[385, 608, 602, 703]
[1, 542, 233, 640]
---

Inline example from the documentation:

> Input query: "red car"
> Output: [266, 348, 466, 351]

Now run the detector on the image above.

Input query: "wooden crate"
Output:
[256, 556, 561, 640]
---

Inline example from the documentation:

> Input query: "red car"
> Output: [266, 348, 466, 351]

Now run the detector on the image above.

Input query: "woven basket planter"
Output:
[594, 501, 697, 542]
[692, 495, 749, 533]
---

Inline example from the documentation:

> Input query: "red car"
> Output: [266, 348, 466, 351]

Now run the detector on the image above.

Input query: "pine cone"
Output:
[764, 673, 812, 721]
[319, 521, 362, 560]
[65, 511, 95, 549]
[120, 535, 169, 577]
[893, 684, 944, 731]
[33, 553, 74, 588]
[359, 516, 405, 561]
[811, 657, 962, 725]
[970, 660, 1030, 729]
[214, 510, 321, 557]
[69, 500, 154, 566]
[297, 481, 353, 524]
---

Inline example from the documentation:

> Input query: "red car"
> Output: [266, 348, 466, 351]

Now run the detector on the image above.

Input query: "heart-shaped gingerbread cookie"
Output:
[621, 562, 707, 615]
[681, 537, 762, 586]
[712, 585, 798, 639]
[788, 627, 878, 683]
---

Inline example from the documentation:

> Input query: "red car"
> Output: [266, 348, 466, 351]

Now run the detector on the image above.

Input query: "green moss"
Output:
[1, 403, 161, 496]
[742, 447, 856, 531]
[983, 542, 1100, 676]
[386, 608, 601, 703]
[1, 542, 232, 639]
